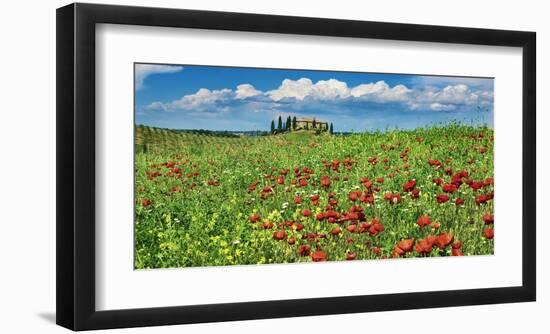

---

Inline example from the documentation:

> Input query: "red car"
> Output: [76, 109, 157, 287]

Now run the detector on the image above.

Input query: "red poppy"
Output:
[469, 181, 484, 191]
[482, 213, 494, 224]
[272, 230, 286, 241]
[249, 213, 261, 223]
[310, 194, 320, 202]
[346, 224, 357, 233]
[475, 193, 494, 205]
[455, 198, 465, 205]
[484, 227, 494, 239]
[452, 241, 462, 249]
[396, 239, 415, 253]
[451, 249, 464, 256]
[392, 246, 405, 257]
[376, 177, 385, 184]
[320, 175, 331, 188]
[292, 222, 304, 231]
[371, 247, 381, 255]
[330, 227, 342, 236]
[484, 178, 494, 186]
[302, 209, 312, 217]
[415, 238, 433, 254]
[140, 198, 152, 207]
[402, 179, 416, 192]
[297, 244, 311, 256]
[346, 252, 357, 260]
[428, 159, 442, 166]
[294, 196, 302, 204]
[311, 250, 327, 262]
[433, 177, 444, 185]
[276, 176, 285, 185]
[417, 215, 431, 227]
[442, 183, 458, 193]
[411, 188, 420, 199]
[298, 178, 308, 187]
[433, 232, 454, 249]
[436, 194, 450, 204]
[348, 190, 360, 202]
[262, 221, 274, 229]
[288, 237, 296, 245]
[316, 212, 325, 221]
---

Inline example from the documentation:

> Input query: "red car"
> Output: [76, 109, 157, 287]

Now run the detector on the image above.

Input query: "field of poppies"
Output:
[134, 124, 494, 269]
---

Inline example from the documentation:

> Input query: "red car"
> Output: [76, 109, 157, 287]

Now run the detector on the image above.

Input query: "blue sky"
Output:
[135, 63, 494, 132]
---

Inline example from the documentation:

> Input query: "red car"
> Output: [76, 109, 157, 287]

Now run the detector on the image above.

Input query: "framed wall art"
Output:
[56, 3, 536, 330]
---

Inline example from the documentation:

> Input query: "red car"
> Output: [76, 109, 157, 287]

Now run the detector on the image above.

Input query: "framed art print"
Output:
[56, 3, 536, 330]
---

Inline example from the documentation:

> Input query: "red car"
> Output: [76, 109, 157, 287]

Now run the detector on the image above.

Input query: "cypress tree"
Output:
[312, 118, 317, 129]
[292, 116, 297, 130]
[270, 120, 275, 134]
[286, 116, 292, 131]
[277, 116, 282, 131]
[329, 122, 334, 134]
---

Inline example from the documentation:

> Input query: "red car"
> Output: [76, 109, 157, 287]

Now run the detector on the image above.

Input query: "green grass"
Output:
[134, 124, 494, 269]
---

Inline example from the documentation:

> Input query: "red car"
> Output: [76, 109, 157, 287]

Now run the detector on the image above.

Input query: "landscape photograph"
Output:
[134, 63, 494, 269]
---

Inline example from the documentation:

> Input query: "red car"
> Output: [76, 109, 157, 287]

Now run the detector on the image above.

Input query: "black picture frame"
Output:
[56, 2, 536, 331]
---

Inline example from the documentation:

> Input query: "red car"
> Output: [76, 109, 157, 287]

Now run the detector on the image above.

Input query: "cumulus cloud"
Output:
[135, 64, 183, 90]
[350, 81, 411, 102]
[147, 88, 232, 112]
[235, 84, 262, 99]
[145, 77, 493, 114]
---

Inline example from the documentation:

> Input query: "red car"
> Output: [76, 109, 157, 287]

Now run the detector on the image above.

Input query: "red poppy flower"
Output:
[292, 222, 304, 231]
[311, 250, 327, 262]
[469, 181, 484, 191]
[376, 177, 385, 184]
[346, 224, 357, 233]
[276, 176, 285, 185]
[484, 227, 494, 239]
[249, 213, 261, 223]
[417, 215, 431, 227]
[455, 198, 465, 205]
[482, 213, 494, 224]
[433, 177, 444, 185]
[392, 246, 405, 257]
[428, 159, 442, 166]
[262, 221, 274, 229]
[411, 188, 420, 199]
[415, 239, 433, 254]
[396, 239, 415, 253]
[320, 176, 331, 188]
[348, 190, 360, 202]
[302, 209, 312, 217]
[140, 198, 152, 207]
[330, 227, 342, 236]
[297, 244, 311, 256]
[288, 237, 296, 245]
[346, 252, 357, 260]
[442, 183, 458, 193]
[315, 212, 325, 221]
[452, 241, 462, 249]
[436, 194, 450, 204]
[298, 178, 308, 187]
[273, 230, 286, 241]
[310, 194, 320, 202]
[294, 196, 302, 204]
[433, 232, 454, 249]
[484, 178, 494, 186]
[475, 193, 493, 205]
[451, 249, 464, 256]
[402, 179, 417, 192]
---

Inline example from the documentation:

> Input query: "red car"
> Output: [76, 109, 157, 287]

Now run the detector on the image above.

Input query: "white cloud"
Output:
[430, 102, 457, 111]
[350, 81, 410, 102]
[147, 88, 232, 111]
[235, 84, 262, 99]
[267, 78, 315, 101]
[135, 64, 183, 90]
[144, 77, 493, 114]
